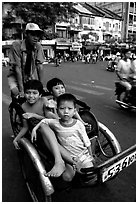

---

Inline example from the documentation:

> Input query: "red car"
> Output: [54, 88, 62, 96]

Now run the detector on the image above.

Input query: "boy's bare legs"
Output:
[58, 144, 74, 165]
[62, 164, 75, 182]
[40, 123, 65, 177]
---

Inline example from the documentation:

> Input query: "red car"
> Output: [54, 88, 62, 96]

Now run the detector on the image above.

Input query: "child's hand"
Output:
[84, 123, 92, 133]
[23, 112, 37, 119]
[13, 138, 20, 149]
[31, 128, 37, 143]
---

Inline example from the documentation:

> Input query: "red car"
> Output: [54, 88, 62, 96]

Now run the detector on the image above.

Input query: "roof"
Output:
[73, 3, 93, 15]
[83, 3, 119, 19]
[99, 7, 123, 20]
[81, 3, 103, 17]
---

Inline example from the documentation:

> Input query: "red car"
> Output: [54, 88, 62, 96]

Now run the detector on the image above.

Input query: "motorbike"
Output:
[55, 57, 61, 67]
[115, 77, 136, 109]
[106, 61, 117, 72]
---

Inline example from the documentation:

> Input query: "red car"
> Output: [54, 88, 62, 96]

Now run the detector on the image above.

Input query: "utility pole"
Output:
[123, 2, 129, 42]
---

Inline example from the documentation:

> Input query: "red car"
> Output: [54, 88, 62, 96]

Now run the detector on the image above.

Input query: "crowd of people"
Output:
[7, 22, 136, 186]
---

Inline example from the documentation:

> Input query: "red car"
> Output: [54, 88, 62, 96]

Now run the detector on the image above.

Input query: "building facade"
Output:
[90, 2, 136, 41]
[2, 2, 131, 58]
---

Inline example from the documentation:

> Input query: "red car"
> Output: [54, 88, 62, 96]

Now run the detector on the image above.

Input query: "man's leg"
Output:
[120, 81, 132, 102]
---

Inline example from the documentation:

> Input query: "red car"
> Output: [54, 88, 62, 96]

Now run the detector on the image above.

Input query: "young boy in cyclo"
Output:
[32, 93, 96, 185]
[13, 79, 95, 181]
[45, 77, 90, 124]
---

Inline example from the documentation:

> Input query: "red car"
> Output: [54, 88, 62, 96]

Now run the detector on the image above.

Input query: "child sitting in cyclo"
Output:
[13, 79, 93, 179]
[31, 93, 96, 184]
[45, 77, 90, 125]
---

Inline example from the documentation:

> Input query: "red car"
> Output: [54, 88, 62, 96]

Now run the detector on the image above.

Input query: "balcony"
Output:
[68, 24, 83, 32]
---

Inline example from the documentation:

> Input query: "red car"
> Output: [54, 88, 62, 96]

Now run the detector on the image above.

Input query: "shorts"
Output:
[7, 75, 18, 90]
[73, 151, 94, 173]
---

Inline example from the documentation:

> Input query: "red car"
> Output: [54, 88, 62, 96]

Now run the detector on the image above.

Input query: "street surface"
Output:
[2, 60, 136, 202]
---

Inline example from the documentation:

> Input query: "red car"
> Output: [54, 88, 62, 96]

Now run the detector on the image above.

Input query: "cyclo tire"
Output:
[9, 102, 53, 202]
[79, 110, 121, 164]
[95, 122, 121, 163]
[17, 143, 52, 202]
[9, 102, 24, 136]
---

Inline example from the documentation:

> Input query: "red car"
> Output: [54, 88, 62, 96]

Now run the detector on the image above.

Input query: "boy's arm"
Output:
[45, 111, 59, 119]
[31, 119, 46, 142]
[23, 112, 45, 120]
[78, 121, 91, 148]
[43, 97, 58, 119]
[87, 145, 93, 157]
[13, 119, 28, 149]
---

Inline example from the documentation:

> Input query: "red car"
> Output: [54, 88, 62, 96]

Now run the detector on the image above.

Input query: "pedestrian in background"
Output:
[7, 23, 45, 98]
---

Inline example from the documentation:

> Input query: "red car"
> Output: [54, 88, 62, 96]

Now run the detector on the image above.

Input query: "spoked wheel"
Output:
[94, 122, 121, 164]
[9, 102, 23, 136]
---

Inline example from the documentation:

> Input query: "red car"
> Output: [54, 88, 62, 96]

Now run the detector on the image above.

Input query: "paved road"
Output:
[2, 61, 136, 202]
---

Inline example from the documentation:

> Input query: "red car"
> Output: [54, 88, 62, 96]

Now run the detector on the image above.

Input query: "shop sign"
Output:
[70, 47, 80, 51]
[72, 42, 82, 49]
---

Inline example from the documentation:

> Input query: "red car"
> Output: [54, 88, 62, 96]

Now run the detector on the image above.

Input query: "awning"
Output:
[2, 45, 12, 49]
[84, 45, 96, 50]
[42, 46, 53, 49]
[56, 46, 69, 50]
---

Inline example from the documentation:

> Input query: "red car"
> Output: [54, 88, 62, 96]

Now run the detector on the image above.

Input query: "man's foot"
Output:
[45, 161, 65, 177]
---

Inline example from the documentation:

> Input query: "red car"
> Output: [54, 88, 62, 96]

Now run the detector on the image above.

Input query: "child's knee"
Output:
[62, 171, 74, 182]
[40, 123, 50, 133]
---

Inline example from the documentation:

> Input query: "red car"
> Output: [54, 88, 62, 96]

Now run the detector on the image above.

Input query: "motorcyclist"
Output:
[115, 48, 135, 103]
[115, 52, 121, 63]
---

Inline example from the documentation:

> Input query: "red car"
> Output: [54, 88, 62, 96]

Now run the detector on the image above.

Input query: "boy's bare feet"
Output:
[45, 161, 65, 177]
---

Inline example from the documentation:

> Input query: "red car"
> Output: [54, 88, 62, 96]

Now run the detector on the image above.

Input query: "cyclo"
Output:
[9, 91, 136, 202]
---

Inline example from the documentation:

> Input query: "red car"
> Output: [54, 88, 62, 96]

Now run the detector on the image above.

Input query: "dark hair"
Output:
[57, 93, 77, 108]
[24, 80, 43, 95]
[46, 78, 65, 93]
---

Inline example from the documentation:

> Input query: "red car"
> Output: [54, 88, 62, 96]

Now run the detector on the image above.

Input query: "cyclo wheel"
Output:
[79, 110, 121, 164]
[9, 102, 53, 201]
[18, 141, 53, 202]
[94, 122, 121, 163]
[9, 102, 23, 137]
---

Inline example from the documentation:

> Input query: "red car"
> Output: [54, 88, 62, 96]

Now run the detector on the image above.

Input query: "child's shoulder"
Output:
[76, 119, 85, 127]
[42, 96, 57, 108]
[21, 102, 28, 112]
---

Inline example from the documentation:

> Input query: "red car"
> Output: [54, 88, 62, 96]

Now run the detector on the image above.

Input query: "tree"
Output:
[3, 2, 75, 29]
[3, 2, 76, 40]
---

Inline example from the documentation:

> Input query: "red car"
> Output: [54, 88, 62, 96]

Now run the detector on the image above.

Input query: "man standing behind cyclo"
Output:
[7, 23, 45, 98]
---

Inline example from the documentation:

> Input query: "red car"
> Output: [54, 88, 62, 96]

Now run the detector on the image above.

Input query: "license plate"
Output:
[102, 151, 136, 182]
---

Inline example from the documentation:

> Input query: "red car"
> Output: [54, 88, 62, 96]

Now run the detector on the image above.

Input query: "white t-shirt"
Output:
[41, 118, 91, 158]
[116, 59, 132, 79]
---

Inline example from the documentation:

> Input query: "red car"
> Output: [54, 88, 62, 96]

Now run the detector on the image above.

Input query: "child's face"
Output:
[25, 89, 40, 104]
[52, 84, 65, 98]
[57, 100, 76, 122]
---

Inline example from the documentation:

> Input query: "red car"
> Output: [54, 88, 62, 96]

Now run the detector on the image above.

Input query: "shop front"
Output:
[55, 39, 72, 56]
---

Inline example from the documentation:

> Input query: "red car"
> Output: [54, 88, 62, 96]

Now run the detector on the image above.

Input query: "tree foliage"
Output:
[3, 2, 76, 29]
